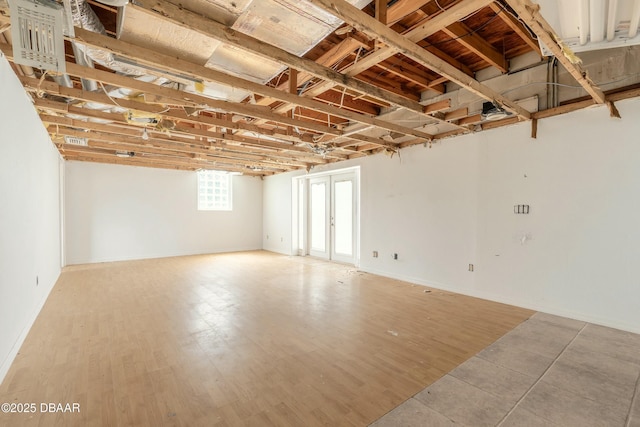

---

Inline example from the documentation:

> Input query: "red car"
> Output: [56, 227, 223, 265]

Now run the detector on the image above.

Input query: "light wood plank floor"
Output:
[0, 251, 533, 426]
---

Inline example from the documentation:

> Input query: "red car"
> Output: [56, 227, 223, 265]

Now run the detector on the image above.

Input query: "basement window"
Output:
[197, 170, 232, 211]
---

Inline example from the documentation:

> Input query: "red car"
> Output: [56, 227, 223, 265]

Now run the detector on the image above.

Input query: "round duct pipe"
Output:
[93, 0, 129, 6]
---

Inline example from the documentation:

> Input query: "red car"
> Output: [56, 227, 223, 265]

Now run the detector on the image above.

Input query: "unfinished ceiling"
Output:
[1, 0, 640, 175]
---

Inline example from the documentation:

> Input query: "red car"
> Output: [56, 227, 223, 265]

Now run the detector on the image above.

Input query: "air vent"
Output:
[63, 135, 88, 146]
[9, 0, 66, 72]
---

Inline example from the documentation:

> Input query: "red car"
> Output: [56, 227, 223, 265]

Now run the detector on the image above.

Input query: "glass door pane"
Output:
[309, 178, 329, 258]
[333, 179, 353, 256]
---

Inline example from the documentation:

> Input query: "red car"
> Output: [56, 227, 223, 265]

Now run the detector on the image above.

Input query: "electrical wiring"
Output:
[500, 2, 538, 40]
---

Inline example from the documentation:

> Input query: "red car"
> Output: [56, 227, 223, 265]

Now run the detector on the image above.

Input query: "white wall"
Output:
[0, 54, 62, 383]
[65, 162, 263, 264]
[357, 141, 478, 288]
[262, 97, 640, 333]
[262, 170, 300, 254]
[474, 99, 640, 333]
[263, 141, 479, 287]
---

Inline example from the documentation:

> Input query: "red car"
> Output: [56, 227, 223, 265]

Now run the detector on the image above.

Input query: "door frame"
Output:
[292, 166, 360, 266]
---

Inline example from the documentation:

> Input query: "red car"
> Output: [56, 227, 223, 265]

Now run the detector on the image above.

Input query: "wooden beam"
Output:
[531, 118, 538, 138]
[129, 0, 422, 114]
[72, 154, 274, 174]
[69, 28, 432, 141]
[386, 0, 433, 25]
[254, 36, 368, 108]
[423, 99, 451, 114]
[19, 75, 352, 161]
[489, 2, 541, 56]
[64, 154, 202, 172]
[44, 98, 317, 154]
[399, 84, 640, 149]
[375, 0, 388, 25]
[400, 0, 496, 42]
[375, 57, 438, 88]
[288, 68, 298, 96]
[19, 71, 320, 139]
[504, 0, 606, 104]
[43, 115, 312, 168]
[458, 113, 482, 126]
[419, 41, 475, 77]
[298, 0, 488, 102]
[307, 0, 531, 119]
[0, 43, 392, 151]
[0, 3, 10, 33]
[60, 146, 271, 174]
[441, 22, 509, 72]
[314, 90, 380, 115]
[480, 115, 521, 130]
[444, 107, 469, 121]
[252, 37, 379, 122]
[0, 17, 10, 34]
[52, 130, 299, 172]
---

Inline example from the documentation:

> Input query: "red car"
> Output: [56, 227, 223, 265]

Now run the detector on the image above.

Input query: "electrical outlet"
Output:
[393, 253, 398, 260]
[373, 251, 378, 258]
[468, 264, 474, 272]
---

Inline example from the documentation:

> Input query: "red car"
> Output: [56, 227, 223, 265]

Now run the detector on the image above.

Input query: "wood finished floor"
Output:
[0, 251, 533, 426]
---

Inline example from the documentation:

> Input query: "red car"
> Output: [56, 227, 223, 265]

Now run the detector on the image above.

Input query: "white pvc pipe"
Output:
[589, 0, 606, 43]
[630, 0, 640, 38]
[580, 0, 590, 45]
[607, 0, 618, 41]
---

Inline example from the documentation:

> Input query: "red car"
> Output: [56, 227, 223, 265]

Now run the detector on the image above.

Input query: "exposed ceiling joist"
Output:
[403, 0, 497, 42]
[42, 114, 314, 168]
[128, 0, 425, 116]
[306, 0, 532, 119]
[51, 128, 300, 172]
[1, 42, 393, 152]
[294, 0, 489, 97]
[253, 36, 372, 108]
[441, 21, 509, 72]
[504, 0, 606, 104]
[70, 28, 433, 141]
[14, 71, 332, 151]
[489, 2, 542, 56]
[59, 144, 268, 174]
[34, 97, 332, 163]
[3, 0, 634, 175]
[386, 0, 433, 25]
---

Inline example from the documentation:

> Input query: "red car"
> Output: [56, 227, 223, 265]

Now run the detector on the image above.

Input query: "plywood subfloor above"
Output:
[0, 251, 533, 426]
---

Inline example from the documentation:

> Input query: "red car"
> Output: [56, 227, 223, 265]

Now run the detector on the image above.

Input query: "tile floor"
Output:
[370, 313, 640, 427]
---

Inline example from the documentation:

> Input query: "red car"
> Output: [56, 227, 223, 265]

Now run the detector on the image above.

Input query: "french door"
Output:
[308, 173, 356, 264]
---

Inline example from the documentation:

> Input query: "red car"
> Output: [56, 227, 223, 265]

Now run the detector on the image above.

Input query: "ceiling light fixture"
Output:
[307, 143, 335, 158]
[481, 101, 510, 121]
[141, 128, 149, 141]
